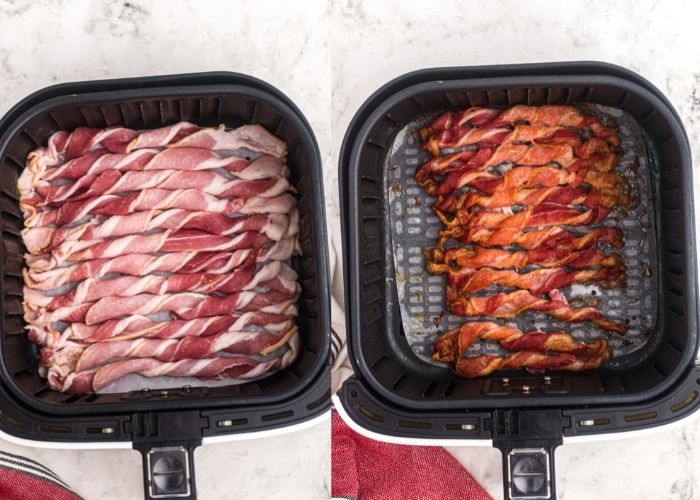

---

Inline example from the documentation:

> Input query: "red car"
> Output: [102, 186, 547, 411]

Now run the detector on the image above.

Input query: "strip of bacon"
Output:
[441, 204, 610, 239]
[451, 226, 624, 251]
[451, 349, 612, 377]
[434, 266, 624, 295]
[52, 333, 300, 393]
[433, 321, 610, 361]
[447, 288, 627, 333]
[31, 311, 295, 349]
[25, 287, 299, 327]
[421, 105, 620, 147]
[26, 161, 290, 207]
[44, 324, 298, 373]
[24, 238, 299, 291]
[449, 185, 627, 211]
[425, 244, 623, 271]
[424, 124, 583, 156]
[27, 230, 273, 272]
[25, 187, 295, 229]
[23, 210, 297, 254]
[25, 261, 298, 310]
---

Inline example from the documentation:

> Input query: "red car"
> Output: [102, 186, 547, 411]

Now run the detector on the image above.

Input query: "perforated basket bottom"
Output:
[385, 104, 659, 370]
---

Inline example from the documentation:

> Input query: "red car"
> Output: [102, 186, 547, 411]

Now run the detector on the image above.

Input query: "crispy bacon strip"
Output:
[449, 185, 627, 211]
[421, 105, 620, 147]
[452, 350, 612, 377]
[433, 322, 610, 361]
[447, 289, 627, 333]
[436, 266, 624, 295]
[424, 124, 583, 156]
[451, 226, 624, 251]
[425, 244, 623, 271]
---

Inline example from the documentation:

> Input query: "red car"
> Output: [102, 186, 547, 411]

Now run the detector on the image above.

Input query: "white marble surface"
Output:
[0, 1, 330, 499]
[330, 1, 700, 499]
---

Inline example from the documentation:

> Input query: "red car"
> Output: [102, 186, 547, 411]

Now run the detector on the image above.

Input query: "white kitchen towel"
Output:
[328, 222, 353, 393]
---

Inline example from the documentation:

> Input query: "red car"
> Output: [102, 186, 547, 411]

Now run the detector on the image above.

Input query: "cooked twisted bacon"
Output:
[435, 266, 624, 295]
[423, 123, 583, 156]
[420, 105, 620, 147]
[433, 140, 618, 196]
[433, 321, 611, 361]
[453, 226, 623, 251]
[447, 185, 627, 211]
[452, 350, 612, 377]
[447, 288, 627, 333]
[439, 204, 610, 245]
[425, 244, 623, 271]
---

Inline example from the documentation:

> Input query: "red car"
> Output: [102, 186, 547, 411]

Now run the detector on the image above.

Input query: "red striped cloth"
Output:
[0, 450, 81, 500]
[331, 410, 492, 500]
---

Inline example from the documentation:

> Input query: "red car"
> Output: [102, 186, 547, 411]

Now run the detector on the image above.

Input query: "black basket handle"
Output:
[137, 444, 198, 500]
[492, 409, 563, 500]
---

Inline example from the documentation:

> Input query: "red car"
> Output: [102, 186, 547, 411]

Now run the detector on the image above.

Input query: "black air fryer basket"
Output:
[337, 62, 699, 499]
[0, 72, 330, 499]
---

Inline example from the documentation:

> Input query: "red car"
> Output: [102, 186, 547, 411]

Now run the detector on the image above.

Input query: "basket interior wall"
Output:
[0, 89, 326, 413]
[352, 81, 694, 408]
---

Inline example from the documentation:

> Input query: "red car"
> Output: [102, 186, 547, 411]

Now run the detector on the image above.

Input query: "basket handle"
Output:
[137, 443, 199, 500]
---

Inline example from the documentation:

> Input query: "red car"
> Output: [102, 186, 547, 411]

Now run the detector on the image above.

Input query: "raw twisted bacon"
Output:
[447, 288, 628, 334]
[25, 160, 290, 208]
[30, 311, 295, 348]
[23, 210, 297, 254]
[451, 226, 623, 251]
[25, 287, 299, 326]
[420, 105, 620, 147]
[27, 229, 273, 272]
[435, 266, 624, 295]
[18, 122, 286, 194]
[25, 261, 298, 310]
[52, 332, 300, 394]
[25, 186, 295, 229]
[43, 324, 299, 373]
[24, 238, 299, 291]
[424, 245, 623, 271]
[452, 350, 612, 377]
[433, 322, 611, 361]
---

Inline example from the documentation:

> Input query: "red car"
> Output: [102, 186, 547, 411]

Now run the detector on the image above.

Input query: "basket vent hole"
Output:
[86, 426, 117, 435]
[306, 390, 331, 411]
[623, 411, 657, 423]
[398, 420, 431, 430]
[0, 410, 26, 428]
[261, 410, 294, 422]
[355, 404, 384, 423]
[671, 391, 698, 412]
[39, 425, 72, 434]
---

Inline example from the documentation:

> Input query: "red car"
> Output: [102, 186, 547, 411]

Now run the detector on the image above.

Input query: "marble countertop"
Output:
[1, 0, 700, 499]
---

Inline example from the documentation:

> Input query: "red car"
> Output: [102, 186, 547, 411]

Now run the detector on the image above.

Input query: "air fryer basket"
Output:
[338, 62, 699, 500]
[0, 73, 330, 500]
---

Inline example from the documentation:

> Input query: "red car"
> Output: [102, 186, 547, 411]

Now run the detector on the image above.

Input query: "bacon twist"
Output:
[447, 289, 627, 334]
[433, 322, 611, 361]
[452, 350, 612, 377]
